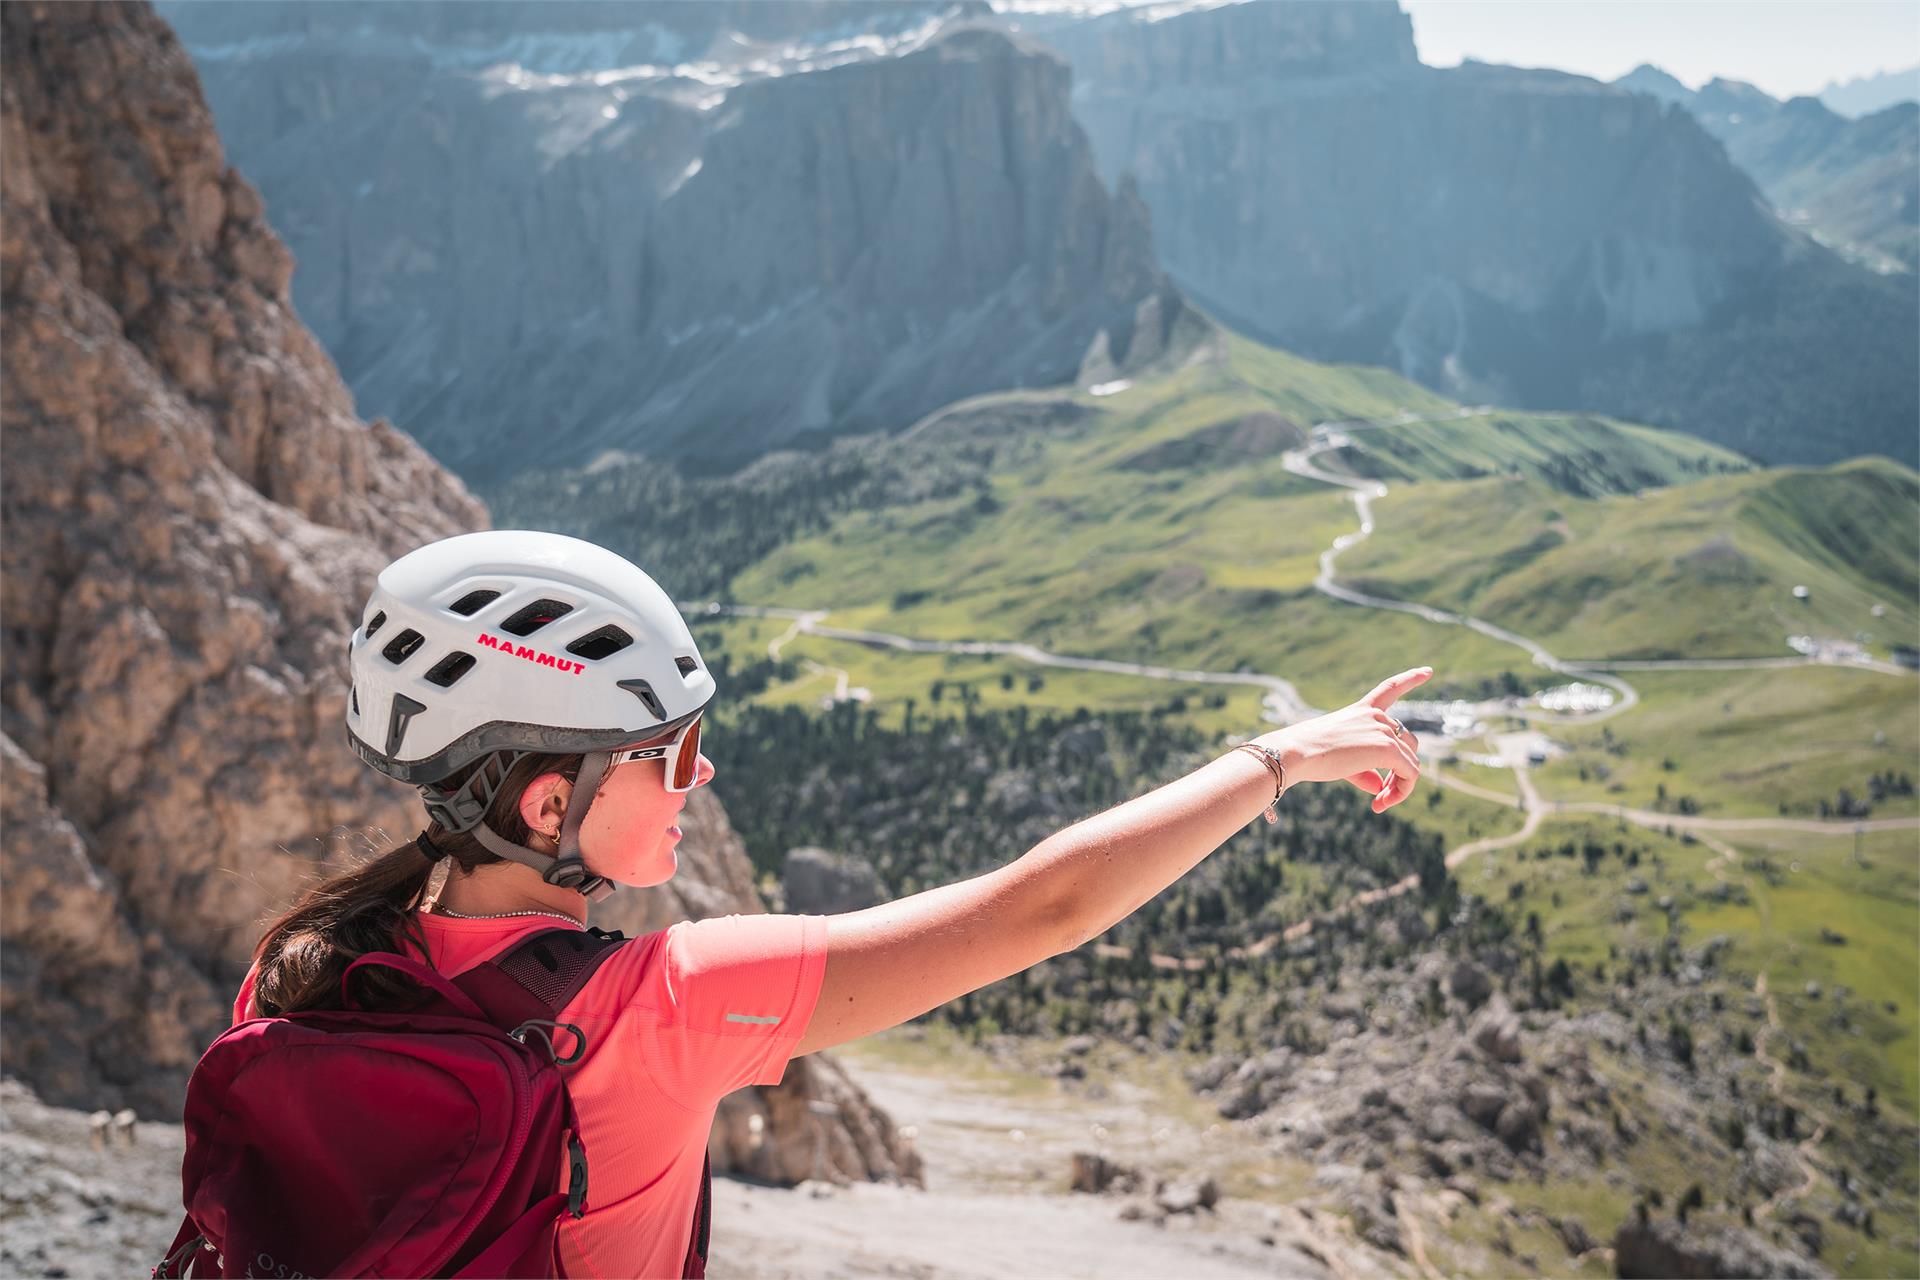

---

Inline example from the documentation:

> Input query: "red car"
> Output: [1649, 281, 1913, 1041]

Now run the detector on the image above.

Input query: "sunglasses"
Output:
[610, 716, 703, 792]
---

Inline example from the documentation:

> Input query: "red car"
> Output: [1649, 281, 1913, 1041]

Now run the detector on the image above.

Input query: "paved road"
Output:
[1282, 418, 1903, 684]
[699, 603, 1321, 723]
[687, 405, 1916, 946]
[1281, 417, 1641, 724]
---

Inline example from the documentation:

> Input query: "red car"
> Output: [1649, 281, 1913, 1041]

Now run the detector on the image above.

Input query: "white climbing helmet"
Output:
[346, 530, 715, 901]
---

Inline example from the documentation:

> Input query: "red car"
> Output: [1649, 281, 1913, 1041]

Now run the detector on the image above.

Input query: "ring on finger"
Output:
[1387, 717, 1406, 739]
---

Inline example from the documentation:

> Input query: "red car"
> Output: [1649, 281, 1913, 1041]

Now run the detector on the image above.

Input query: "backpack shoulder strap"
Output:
[453, 924, 632, 1030]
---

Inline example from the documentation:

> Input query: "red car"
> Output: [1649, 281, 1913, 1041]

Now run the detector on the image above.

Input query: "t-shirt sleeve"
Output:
[628, 913, 828, 1111]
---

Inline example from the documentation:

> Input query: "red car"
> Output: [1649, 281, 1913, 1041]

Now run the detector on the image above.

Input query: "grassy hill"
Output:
[1337, 457, 1919, 661]
[732, 334, 1778, 706]
[1329, 409, 1751, 494]
[535, 328, 1918, 1277]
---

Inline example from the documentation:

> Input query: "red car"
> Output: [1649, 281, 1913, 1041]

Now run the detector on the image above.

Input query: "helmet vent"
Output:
[425, 651, 477, 688]
[364, 610, 387, 638]
[449, 589, 502, 617]
[618, 678, 668, 720]
[566, 625, 633, 661]
[350, 684, 359, 716]
[382, 628, 426, 664]
[501, 599, 574, 636]
[674, 655, 698, 677]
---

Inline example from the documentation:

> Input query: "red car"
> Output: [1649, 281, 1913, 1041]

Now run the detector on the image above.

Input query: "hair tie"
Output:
[416, 831, 449, 864]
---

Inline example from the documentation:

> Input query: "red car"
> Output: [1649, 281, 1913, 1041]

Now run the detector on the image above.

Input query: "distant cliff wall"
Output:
[163, 3, 1190, 478]
[1040, 1, 1918, 465]
[1616, 66, 1918, 274]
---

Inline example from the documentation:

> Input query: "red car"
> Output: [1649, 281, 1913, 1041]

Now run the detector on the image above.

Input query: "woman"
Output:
[238, 530, 1427, 1278]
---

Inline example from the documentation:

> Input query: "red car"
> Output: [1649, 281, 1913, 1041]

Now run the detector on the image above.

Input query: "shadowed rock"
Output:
[1614, 1211, 1829, 1278]
[1, 0, 481, 1117]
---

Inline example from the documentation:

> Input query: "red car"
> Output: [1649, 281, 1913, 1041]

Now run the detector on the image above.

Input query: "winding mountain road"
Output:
[1282, 418, 1638, 722]
[688, 408, 1915, 944]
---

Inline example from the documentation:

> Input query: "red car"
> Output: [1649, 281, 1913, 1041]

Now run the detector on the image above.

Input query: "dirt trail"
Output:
[1750, 971, 1831, 1224]
[714, 1048, 1377, 1279]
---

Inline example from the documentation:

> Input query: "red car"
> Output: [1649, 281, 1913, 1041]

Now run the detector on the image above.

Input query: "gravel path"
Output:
[713, 1047, 1377, 1280]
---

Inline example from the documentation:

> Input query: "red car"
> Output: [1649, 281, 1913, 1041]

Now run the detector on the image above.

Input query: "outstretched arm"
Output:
[794, 667, 1430, 1056]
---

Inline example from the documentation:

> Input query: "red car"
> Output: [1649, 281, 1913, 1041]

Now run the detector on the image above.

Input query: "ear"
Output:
[517, 772, 572, 837]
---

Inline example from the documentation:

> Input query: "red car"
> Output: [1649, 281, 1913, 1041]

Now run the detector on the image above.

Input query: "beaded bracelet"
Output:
[1233, 741, 1289, 824]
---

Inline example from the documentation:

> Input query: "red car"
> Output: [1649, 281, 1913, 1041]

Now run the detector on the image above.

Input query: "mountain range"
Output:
[157, 0, 1191, 480]
[1820, 63, 1920, 118]
[1038, 0, 1917, 467]
[164, 0, 1918, 472]
[1615, 63, 1918, 273]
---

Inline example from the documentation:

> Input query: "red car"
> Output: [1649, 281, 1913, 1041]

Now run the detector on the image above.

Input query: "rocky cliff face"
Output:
[1, 0, 484, 1118]
[162, 1, 1188, 478]
[1033, 1, 1917, 465]
[2, 5, 913, 1191]
[1031, 0, 1418, 91]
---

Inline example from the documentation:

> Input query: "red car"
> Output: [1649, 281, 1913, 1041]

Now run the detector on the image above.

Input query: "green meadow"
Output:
[1339, 458, 1917, 662]
[705, 326, 1916, 863]
[1531, 666, 1918, 819]
[734, 336, 1751, 708]
[1336, 409, 1751, 490]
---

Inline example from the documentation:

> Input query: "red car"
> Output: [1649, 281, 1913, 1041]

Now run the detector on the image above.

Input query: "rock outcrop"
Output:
[1613, 1210, 1830, 1279]
[162, 2, 1192, 478]
[782, 845, 887, 915]
[2, 5, 912, 1193]
[1, 0, 483, 1117]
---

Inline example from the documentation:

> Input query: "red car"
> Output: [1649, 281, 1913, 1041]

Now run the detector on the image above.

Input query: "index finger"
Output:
[1363, 667, 1434, 710]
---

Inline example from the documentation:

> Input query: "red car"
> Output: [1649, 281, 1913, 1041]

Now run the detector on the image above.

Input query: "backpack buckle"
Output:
[510, 1018, 586, 1066]
[154, 1232, 207, 1279]
[566, 1134, 590, 1218]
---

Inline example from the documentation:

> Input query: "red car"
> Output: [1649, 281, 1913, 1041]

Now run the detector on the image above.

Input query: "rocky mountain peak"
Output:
[1038, 0, 1418, 94]
[5, 1, 476, 547]
[1612, 62, 1692, 105]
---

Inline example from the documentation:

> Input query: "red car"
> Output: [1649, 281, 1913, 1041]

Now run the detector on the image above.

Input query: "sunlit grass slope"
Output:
[734, 334, 1761, 706]
[1334, 410, 1750, 492]
[1534, 666, 1919, 819]
[1339, 457, 1920, 660]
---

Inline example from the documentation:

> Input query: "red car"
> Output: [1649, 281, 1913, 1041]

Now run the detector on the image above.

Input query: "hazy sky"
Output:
[1402, 0, 1919, 98]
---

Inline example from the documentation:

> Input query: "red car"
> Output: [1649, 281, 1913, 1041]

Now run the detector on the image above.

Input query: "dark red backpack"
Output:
[153, 925, 713, 1279]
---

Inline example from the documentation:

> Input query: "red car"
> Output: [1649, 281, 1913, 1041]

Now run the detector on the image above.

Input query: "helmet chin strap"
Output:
[468, 750, 618, 904]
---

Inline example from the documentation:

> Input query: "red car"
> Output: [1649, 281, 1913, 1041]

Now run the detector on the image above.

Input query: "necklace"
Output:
[431, 904, 586, 928]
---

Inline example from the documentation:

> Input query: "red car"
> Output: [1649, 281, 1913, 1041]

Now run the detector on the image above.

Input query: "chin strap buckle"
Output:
[546, 854, 617, 901]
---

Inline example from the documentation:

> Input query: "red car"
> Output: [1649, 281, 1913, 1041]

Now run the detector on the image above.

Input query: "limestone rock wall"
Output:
[1035, 0, 1917, 465]
[1, 0, 483, 1116]
[3, 16, 916, 1191]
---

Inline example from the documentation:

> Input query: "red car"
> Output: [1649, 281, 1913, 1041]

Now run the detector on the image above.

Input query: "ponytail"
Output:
[247, 751, 584, 1017]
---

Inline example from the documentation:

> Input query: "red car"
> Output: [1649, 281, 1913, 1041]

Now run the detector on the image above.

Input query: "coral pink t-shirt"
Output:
[233, 908, 828, 1280]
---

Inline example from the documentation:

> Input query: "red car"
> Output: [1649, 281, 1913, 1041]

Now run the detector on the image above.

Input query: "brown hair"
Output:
[246, 751, 585, 1018]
